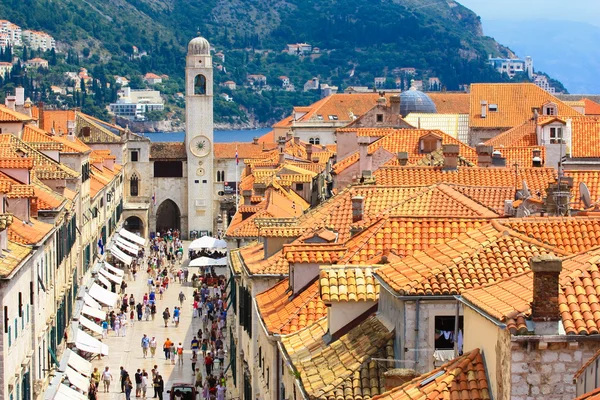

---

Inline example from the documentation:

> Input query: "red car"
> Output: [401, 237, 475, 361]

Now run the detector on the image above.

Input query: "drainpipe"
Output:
[453, 300, 460, 358]
[276, 349, 281, 400]
[414, 298, 420, 368]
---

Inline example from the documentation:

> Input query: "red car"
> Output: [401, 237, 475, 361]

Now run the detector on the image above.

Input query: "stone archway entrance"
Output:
[124, 216, 144, 235]
[156, 199, 181, 233]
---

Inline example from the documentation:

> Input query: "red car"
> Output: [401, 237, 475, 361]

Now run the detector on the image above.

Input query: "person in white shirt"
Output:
[101, 367, 113, 393]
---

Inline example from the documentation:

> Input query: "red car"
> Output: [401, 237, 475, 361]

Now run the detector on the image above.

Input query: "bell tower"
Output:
[185, 34, 215, 236]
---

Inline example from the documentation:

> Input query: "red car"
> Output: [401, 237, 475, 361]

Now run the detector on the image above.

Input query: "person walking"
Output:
[91, 367, 101, 390]
[216, 383, 226, 400]
[101, 367, 112, 393]
[149, 336, 158, 357]
[137, 302, 144, 321]
[163, 338, 173, 360]
[154, 375, 165, 400]
[162, 308, 170, 327]
[173, 307, 180, 327]
[195, 368, 203, 389]
[101, 320, 108, 339]
[88, 379, 98, 400]
[178, 291, 186, 306]
[177, 342, 184, 366]
[121, 315, 128, 337]
[170, 343, 177, 365]
[135, 369, 142, 398]
[130, 309, 135, 326]
[124, 376, 133, 400]
[119, 366, 129, 393]
[151, 303, 157, 320]
[141, 334, 150, 358]
[141, 371, 149, 398]
[191, 351, 198, 372]
[205, 352, 214, 376]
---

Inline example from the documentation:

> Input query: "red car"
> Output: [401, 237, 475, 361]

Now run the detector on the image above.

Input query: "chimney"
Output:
[544, 177, 574, 216]
[491, 150, 506, 167]
[279, 152, 286, 164]
[360, 170, 375, 185]
[476, 144, 493, 167]
[532, 148, 543, 167]
[390, 95, 400, 115]
[23, 98, 32, 117]
[38, 102, 45, 130]
[530, 255, 562, 334]
[5, 96, 15, 111]
[480, 100, 488, 118]
[67, 120, 75, 136]
[442, 144, 460, 171]
[358, 136, 371, 174]
[397, 152, 409, 166]
[252, 136, 259, 145]
[351, 196, 364, 223]
[277, 136, 286, 153]
[29, 198, 38, 219]
[242, 190, 252, 206]
[306, 143, 313, 162]
[293, 136, 300, 145]
[15, 87, 24, 106]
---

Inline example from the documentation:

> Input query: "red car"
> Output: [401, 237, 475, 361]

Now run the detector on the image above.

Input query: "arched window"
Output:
[130, 174, 139, 197]
[216, 171, 225, 182]
[314, 137, 320, 145]
[309, 138, 315, 145]
[194, 74, 207, 95]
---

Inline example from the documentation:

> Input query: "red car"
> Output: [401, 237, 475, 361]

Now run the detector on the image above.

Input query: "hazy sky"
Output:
[456, 0, 600, 28]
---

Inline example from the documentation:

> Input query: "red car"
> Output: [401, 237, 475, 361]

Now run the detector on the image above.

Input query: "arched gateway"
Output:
[155, 199, 181, 232]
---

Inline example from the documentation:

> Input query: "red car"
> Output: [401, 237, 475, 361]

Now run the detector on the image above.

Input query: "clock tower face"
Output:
[189, 135, 211, 158]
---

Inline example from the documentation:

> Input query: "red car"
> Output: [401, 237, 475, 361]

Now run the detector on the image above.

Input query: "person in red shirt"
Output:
[204, 352, 214, 376]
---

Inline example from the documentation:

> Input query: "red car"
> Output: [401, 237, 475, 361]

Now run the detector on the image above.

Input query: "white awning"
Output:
[83, 293, 102, 310]
[119, 228, 147, 246]
[65, 366, 89, 394]
[96, 274, 112, 290]
[88, 283, 119, 307]
[189, 236, 228, 250]
[98, 267, 123, 285]
[103, 262, 125, 277]
[59, 349, 92, 377]
[115, 240, 138, 255]
[109, 246, 133, 266]
[189, 257, 228, 267]
[78, 314, 103, 335]
[44, 376, 87, 400]
[81, 305, 106, 320]
[74, 329, 109, 355]
[115, 235, 140, 252]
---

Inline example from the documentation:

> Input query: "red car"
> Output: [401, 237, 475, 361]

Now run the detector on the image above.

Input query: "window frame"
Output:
[130, 150, 139, 163]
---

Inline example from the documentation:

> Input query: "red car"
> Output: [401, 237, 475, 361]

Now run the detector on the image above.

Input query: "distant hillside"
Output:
[0, 0, 562, 125]
[483, 19, 600, 94]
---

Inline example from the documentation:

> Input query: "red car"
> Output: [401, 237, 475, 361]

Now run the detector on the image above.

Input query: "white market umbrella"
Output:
[188, 257, 228, 267]
[188, 236, 227, 250]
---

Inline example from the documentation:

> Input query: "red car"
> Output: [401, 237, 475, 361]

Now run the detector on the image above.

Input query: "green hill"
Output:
[0, 0, 530, 125]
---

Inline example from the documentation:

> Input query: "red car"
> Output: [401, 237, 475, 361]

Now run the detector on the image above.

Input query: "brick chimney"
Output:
[305, 143, 313, 162]
[384, 369, 418, 391]
[277, 136, 286, 153]
[397, 152, 409, 166]
[532, 148, 543, 167]
[491, 150, 506, 167]
[476, 144, 493, 167]
[442, 144, 459, 171]
[531, 254, 562, 335]
[293, 136, 300, 145]
[351, 196, 364, 223]
[253, 137, 259, 145]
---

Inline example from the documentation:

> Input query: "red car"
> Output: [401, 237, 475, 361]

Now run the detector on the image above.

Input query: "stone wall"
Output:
[509, 340, 597, 400]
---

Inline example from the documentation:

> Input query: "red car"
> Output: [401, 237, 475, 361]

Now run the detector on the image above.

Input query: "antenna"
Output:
[580, 182, 592, 208]
[516, 180, 531, 200]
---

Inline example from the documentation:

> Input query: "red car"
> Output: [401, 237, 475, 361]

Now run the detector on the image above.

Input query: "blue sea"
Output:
[142, 128, 271, 143]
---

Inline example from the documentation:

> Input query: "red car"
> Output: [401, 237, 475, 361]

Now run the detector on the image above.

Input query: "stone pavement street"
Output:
[93, 241, 211, 399]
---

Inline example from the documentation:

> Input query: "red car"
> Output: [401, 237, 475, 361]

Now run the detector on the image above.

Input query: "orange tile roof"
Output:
[571, 118, 600, 157]
[564, 170, 600, 210]
[495, 145, 545, 168]
[371, 349, 490, 400]
[319, 266, 380, 302]
[89, 174, 105, 198]
[255, 278, 326, 334]
[575, 349, 600, 381]
[51, 134, 92, 153]
[574, 388, 600, 400]
[8, 215, 54, 245]
[374, 165, 556, 196]
[376, 220, 568, 296]
[33, 179, 66, 210]
[450, 185, 516, 216]
[497, 217, 600, 254]
[333, 129, 477, 174]
[213, 142, 277, 159]
[0, 105, 34, 122]
[583, 98, 600, 115]
[484, 119, 537, 147]
[287, 315, 394, 400]
[0, 147, 34, 169]
[5, 184, 35, 198]
[340, 217, 489, 263]
[236, 242, 288, 275]
[462, 247, 600, 336]
[300, 93, 388, 122]
[427, 92, 471, 114]
[470, 83, 580, 129]
[283, 243, 347, 264]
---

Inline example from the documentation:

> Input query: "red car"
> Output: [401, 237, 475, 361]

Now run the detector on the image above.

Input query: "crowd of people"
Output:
[84, 229, 229, 400]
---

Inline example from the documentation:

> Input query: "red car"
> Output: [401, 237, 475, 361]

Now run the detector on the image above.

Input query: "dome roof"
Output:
[188, 35, 210, 56]
[399, 87, 437, 117]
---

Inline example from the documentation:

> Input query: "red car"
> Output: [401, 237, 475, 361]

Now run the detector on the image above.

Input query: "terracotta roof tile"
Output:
[283, 243, 346, 264]
[376, 220, 568, 296]
[284, 315, 394, 400]
[574, 387, 600, 400]
[565, 170, 600, 210]
[256, 278, 327, 334]
[51, 134, 92, 153]
[0, 240, 32, 278]
[484, 119, 537, 147]
[427, 92, 471, 114]
[8, 215, 54, 245]
[571, 118, 600, 158]
[213, 142, 277, 159]
[5, 184, 35, 198]
[0, 105, 34, 122]
[320, 266, 380, 302]
[39, 109, 76, 133]
[583, 98, 600, 116]
[470, 83, 580, 129]
[150, 142, 186, 159]
[237, 242, 288, 275]
[299, 93, 392, 123]
[371, 349, 490, 400]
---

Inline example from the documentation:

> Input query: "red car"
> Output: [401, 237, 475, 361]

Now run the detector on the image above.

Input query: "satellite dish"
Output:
[580, 182, 592, 208]
[522, 181, 531, 198]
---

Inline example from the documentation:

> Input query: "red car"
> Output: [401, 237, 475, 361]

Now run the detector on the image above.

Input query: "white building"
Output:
[0, 20, 22, 46]
[109, 87, 164, 121]
[303, 77, 319, 91]
[21, 30, 55, 51]
[0, 62, 13, 77]
[488, 55, 534, 79]
[286, 43, 312, 55]
[534, 74, 556, 94]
